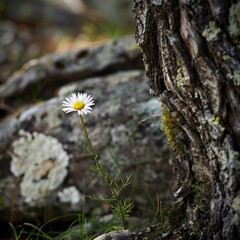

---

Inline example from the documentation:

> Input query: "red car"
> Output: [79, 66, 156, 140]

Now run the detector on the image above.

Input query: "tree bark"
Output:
[133, 0, 240, 239]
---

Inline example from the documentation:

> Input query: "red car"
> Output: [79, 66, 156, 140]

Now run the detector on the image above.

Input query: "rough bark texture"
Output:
[133, 0, 240, 239]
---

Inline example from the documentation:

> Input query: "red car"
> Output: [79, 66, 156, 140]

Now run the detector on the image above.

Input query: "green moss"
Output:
[160, 103, 184, 153]
[166, 202, 185, 228]
[193, 180, 211, 209]
[228, 2, 240, 38]
[202, 21, 221, 42]
[188, 179, 212, 231]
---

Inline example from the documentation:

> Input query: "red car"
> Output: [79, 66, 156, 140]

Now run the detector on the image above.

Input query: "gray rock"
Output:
[0, 36, 142, 99]
[0, 36, 173, 236]
[0, 69, 172, 225]
[94, 230, 132, 240]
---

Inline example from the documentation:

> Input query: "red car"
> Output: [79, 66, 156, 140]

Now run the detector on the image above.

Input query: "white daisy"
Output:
[62, 93, 95, 115]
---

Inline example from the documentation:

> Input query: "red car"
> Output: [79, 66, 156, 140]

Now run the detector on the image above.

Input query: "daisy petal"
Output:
[62, 92, 94, 115]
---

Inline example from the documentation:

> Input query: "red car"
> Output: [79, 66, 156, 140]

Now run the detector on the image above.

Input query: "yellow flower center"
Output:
[72, 101, 85, 110]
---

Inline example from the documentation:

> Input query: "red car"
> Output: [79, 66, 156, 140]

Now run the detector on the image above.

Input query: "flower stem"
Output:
[79, 115, 128, 229]
[79, 115, 97, 158]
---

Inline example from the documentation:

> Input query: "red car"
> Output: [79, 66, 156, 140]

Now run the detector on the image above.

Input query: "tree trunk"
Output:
[133, 0, 240, 239]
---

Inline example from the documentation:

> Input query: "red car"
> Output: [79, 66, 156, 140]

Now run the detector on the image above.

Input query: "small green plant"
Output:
[62, 92, 134, 230]
[9, 223, 22, 240]
[10, 212, 121, 240]
[155, 197, 164, 226]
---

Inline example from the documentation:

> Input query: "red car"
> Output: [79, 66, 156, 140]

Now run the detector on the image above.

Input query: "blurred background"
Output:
[0, 0, 135, 84]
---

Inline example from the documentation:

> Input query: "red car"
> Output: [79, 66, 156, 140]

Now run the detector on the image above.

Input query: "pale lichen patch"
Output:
[58, 186, 84, 205]
[232, 197, 240, 211]
[176, 67, 184, 87]
[229, 151, 240, 171]
[208, 114, 225, 132]
[228, 2, 240, 38]
[233, 70, 240, 85]
[223, 55, 230, 61]
[10, 130, 70, 202]
[227, 69, 240, 85]
[231, 195, 240, 227]
[202, 21, 221, 42]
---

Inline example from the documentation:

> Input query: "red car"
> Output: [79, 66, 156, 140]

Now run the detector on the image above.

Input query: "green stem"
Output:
[79, 115, 127, 229]
[80, 115, 97, 158]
